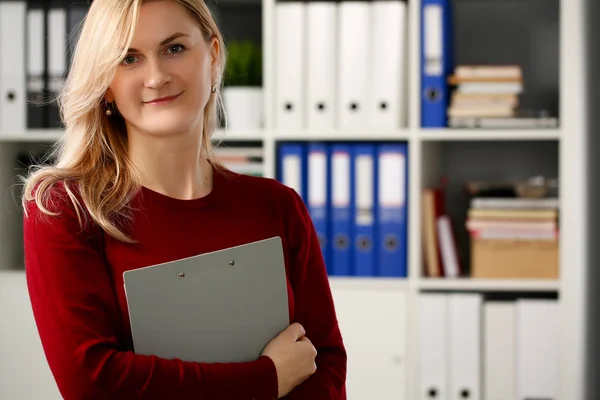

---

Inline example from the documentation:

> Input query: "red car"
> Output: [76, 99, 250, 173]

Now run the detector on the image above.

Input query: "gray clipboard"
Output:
[123, 236, 290, 363]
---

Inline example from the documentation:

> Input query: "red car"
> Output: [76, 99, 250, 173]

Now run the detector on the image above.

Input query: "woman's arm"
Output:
[23, 194, 279, 400]
[282, 187, 348, 399]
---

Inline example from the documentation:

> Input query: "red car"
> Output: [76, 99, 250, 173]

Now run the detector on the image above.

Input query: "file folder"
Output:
[275, 0, 306, 129]
[370, 0, 408, 129]
[352, 143, 376, 276]
[484, 301, 516, 400]
[419, 293, 449, 400]
[27, 2, 45, 129]
[307, 143, 331, 272]
[376, 143, 408, 277]
[329, 143, 353, 276]
[420, 0, 453, 127]
[337, 0, 371, 130]
[306, 0, 336, 129]
[516, 300, 558, 400]
[123, 237, 289, 363]
[0, 1, 27, 134]
[449, 293, 482, 400]
[47, 4, 67, 128]
[277, 143, 307, 202]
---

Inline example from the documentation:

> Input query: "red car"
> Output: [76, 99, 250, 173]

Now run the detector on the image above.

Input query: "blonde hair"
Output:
[21, 0, 228, 242]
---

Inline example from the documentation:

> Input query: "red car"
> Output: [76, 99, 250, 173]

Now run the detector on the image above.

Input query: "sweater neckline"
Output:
[139, 163, 221, 209]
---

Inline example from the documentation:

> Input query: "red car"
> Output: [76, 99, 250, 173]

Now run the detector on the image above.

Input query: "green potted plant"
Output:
[222, 40, 263, 130]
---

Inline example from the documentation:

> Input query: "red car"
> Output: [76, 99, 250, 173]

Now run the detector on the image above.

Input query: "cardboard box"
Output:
[471, 238, 559, 279]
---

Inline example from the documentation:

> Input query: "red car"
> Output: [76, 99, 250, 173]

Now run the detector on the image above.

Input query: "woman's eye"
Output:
[122, 55, 138, 65]
[167, 44, 185, 54]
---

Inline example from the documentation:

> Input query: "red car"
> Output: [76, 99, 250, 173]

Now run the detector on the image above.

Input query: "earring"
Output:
[211, 85, 217, 94]
[105, 101, 115, 116]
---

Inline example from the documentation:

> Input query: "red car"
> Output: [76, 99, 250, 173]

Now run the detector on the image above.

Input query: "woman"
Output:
[21, 0, 347, 399]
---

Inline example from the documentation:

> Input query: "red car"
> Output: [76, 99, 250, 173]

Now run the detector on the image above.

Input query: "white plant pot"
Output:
[222, 86, 263, 130]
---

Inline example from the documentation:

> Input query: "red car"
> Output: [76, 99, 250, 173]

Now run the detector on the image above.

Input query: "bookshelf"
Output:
[0, 0, 589, 399]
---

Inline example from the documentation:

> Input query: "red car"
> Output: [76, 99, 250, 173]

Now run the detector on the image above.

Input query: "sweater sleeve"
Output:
[23, 192, 279, 400]
[282, 187, 347, 399]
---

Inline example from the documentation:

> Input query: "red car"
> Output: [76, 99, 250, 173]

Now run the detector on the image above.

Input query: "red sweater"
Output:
[23, 167, 347, 400]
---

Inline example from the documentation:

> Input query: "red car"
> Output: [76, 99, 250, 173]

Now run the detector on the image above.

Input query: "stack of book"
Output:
[447, 65, 522, 122]
[466, 196, 559, 279]
[446, 65, 558, 128]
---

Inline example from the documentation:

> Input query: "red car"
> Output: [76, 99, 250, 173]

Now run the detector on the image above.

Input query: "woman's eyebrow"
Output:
[127, 32, 190, 53]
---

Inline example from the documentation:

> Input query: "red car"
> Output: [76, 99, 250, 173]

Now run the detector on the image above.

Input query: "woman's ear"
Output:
[210, 36, 220, 82]
[104, 88, 115, 103]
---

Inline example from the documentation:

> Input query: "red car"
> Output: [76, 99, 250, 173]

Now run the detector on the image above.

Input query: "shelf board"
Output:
[417, 278, 560, 292]
[215, 0, 261, 6]
[273, 128, 411, 141]
[0, 130, 64, 143]
[0, 269, 26, 280]
[212, 129, 265, 141]
[0, 129, 265, 143]
[418, 128, 561, 141]
[1, 128, 561, 143]
[328, 276, 409, 291]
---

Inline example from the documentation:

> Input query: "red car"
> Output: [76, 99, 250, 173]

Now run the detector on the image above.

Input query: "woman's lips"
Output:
[144, 92, 182, 105]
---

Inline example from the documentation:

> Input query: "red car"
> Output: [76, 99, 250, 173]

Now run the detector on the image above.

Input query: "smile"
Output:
[143, 92, 183, 105]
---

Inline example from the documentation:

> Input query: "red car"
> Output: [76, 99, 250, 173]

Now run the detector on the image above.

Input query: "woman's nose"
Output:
[144, 58, 171, 89]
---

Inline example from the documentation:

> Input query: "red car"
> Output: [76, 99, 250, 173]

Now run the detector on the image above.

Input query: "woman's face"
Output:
[105, 0, 219, 137]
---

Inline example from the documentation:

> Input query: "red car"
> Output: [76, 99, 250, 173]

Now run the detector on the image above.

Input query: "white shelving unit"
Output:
[0, 0, 590, 399]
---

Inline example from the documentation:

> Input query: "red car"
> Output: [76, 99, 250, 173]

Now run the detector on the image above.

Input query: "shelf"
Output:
[0, 130, 64, 143]
[0, 129, 265, 144]
[216, 0, 261, 5]
[5, 128, 559, 143]
[272, 128, 411, 141]
[328, 276, 409, 291]
[416, 278, 560, 292]
[0, 269, 26, 280]
[212, 129, 266, 141]
[418, 128, 561, 141]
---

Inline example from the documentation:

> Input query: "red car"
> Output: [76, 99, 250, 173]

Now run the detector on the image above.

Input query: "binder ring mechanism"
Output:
[427, 387, 438, 398]
[384, 234, 399, 251]
[356, 236, 372, 251]
[424, 87, 441, 103]
[334, 234, 349, 250]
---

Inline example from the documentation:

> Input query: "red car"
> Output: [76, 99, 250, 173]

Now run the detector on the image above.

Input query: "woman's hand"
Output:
[261, 322, 317, 398]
